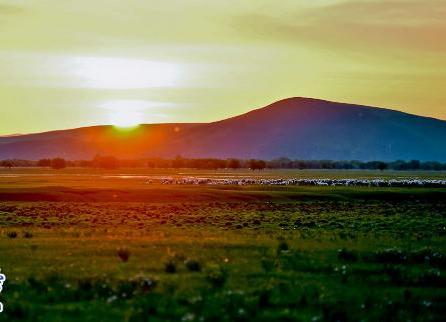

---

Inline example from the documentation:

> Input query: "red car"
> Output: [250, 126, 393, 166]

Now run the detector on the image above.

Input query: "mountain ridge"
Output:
[1, 97, 446, 161]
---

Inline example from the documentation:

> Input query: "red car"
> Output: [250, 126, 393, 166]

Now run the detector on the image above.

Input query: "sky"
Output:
[0, 0, 445, 135]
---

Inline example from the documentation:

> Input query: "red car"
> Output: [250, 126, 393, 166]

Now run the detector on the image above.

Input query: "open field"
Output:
[1, 169, 446, 321]
[2, 167, 446, 180]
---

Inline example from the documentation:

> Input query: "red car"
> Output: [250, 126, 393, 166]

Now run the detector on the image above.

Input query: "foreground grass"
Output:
[0, 174, 445, 321]
[1, 228, 445, 322]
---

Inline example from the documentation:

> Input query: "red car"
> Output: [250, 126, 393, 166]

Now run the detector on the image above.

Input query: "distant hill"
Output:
[1, 97, 446, 161]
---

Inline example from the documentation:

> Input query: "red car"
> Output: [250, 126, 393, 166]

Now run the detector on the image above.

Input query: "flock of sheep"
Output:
[149, 177, 446, 187]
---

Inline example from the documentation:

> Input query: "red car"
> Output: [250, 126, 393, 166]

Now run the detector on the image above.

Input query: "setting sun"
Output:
[101, 100, 153, 127]
[109, 111, 141, 128]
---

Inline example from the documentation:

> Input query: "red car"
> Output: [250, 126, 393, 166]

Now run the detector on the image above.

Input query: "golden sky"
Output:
[0, 0, 445, 134]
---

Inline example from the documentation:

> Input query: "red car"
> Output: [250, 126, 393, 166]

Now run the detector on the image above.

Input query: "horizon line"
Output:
[1, 96, 445, 137]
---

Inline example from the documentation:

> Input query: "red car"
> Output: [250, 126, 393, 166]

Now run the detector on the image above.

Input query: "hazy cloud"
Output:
[234, 0, 446, 52]
[0, 4, 22, 15]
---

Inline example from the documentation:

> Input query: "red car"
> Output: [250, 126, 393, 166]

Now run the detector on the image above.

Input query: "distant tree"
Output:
[150, 158, 170, 168]
[93, 155, 119, 169]
[377, 161, 388, 171]
[258, 160, 266, 170]
[350, 160, 362, 169]
[6, 159, 32, 167]
[24, 156, 446, 171]
[366, 161, 385, 170]
[294, 160, 307, 170]
[201, 159, 223, 170]
[78, 160, 92, 167]
[172, 155, 185, 168]
[248, 159, 256, 170]
[227, 158, 241, 169]
[249, 159, 266, 171]
[408, 160, 420, 170]
[420, 161, 445, 171]
[51, 158, 66, 169]
[269, 157, 292, 169]
[390, 160, 406, 170]
[334, 161, 354, 170]
[120, 159, 144, 168]
[37, 159, 51, 167]
[1, 160, 14, 169]
[186, 158, 225, 170]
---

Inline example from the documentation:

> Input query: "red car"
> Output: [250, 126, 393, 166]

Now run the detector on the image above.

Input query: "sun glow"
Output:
[71, 56, 180, 89]
[109, 111, 142, 128]
[100, 100, 168, 128]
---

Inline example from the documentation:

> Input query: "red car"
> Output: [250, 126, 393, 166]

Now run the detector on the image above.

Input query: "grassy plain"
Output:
[0, 168, 445, 321]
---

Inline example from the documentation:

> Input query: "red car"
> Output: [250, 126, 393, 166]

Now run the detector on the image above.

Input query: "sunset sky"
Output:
[0, 0, 445, 135]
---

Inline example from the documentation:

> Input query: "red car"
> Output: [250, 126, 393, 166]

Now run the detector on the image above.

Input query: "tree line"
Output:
[1, 156, 446, 171]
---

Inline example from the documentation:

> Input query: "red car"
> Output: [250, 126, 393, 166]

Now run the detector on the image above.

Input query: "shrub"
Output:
[23, 231, 33, 238]
[277, 240, 289, 254]
[6, 231, 18, 238]
[205, 265, 227, 288]
[184, 259, 201, 272]
[116, 247, 130, 262]
[164, 260, 177, 273]
[252, 219, 261, 226]
[116, 280, 138, 297]
[337, 248, 358, 262]
[258, 289, 272, 308]
[410, 248, 446, 267]
[139, 277, 157, 292]
[373, 249, 407, 264]
[261, 257, 275, 273]
[418, 269, 445, 287]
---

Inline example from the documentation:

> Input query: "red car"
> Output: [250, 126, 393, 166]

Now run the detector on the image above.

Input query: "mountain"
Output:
[1, 97, 446, 161]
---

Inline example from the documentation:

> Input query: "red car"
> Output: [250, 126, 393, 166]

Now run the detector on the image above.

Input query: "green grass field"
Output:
[0, 169, 445, 321]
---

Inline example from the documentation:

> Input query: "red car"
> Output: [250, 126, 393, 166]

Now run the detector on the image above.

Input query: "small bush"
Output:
[27, 276, 46, 292]
[116, 247, 131, 262]
[6, 231, 18, 239]
[258, 289, 272, 308]
[184, 259, 201, 272]
[172, 252, 186, 261]
[205, 265, 227, 288]
[417, 269, 445, 287]
[277, 240, 289, 254]
[337, 248, 358, 262]
[116, 280, 138, 297]
[261, 257, 275, 273]
[164, 260, 177, 273]
[373, 249, 407, 264]
[410, 248, 446, 268]
[77, 279, 93, 293]
[384, 266, 404, 285]
[23, 231, 33, 238]
[252, 219, 261, 226]
[139, 277, 157, 292]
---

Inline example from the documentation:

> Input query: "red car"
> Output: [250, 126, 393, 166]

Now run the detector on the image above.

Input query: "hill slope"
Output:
[1, 97, 446, 161]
